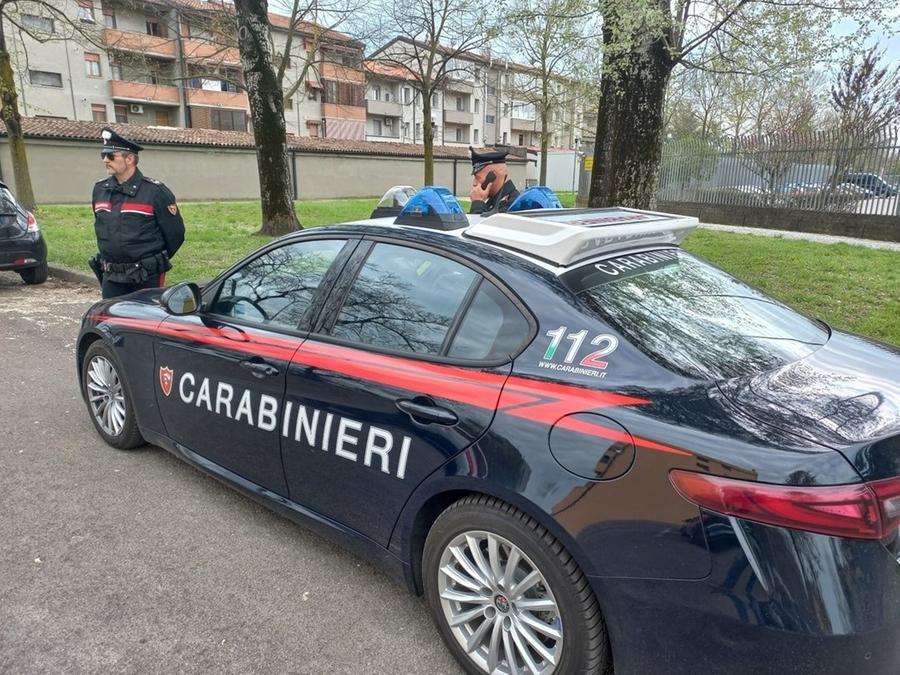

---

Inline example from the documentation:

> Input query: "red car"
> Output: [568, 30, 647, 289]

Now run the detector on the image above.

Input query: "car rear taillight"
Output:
[669, 470, 900, 541]
[26, 212, 39, 232]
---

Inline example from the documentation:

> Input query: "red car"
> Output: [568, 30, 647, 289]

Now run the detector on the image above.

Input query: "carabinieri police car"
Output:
[77, 187, 900, 674]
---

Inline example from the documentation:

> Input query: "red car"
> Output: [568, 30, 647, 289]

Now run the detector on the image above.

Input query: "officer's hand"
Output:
[470, 180, 491, 202]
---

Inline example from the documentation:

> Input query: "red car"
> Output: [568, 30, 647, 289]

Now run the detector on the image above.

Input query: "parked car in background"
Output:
[0, 182, 47, 285]
[844, 172, 899, 198]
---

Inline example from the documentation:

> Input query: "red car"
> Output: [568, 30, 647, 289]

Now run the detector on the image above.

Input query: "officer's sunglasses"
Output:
[101, 151, 122, 160]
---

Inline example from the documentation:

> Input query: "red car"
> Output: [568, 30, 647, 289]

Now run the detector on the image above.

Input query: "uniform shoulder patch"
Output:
[95, 177, 108, 183]
[142, 176, 161, 185]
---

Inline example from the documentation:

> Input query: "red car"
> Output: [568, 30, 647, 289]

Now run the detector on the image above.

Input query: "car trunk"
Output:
[717, 330, 900, 481]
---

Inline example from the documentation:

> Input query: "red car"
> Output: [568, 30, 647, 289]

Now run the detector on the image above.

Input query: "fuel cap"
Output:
[549, 413, 635, 480]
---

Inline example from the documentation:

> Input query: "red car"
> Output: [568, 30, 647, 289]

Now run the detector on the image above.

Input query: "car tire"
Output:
[82, 341, 144, 449]
[19, 262, 48, 285]
[423, 495, 611, 674]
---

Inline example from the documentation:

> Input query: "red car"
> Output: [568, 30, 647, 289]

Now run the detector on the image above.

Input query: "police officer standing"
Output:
[468, 146, 520, 215]
[90, 128, 185, 298]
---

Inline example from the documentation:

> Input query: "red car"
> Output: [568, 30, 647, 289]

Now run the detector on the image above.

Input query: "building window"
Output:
[146, 19, 167, 37]
[456, 96, 464, 111]
[372, 85, 381, 101]
[322, 79, 364, 107]
[114, 104, 129, 123]
[518, 134, 524, 146]
[473, 129, 479, 144]
[474, 99, 479, 113]
[487, 85, 496, 96]
[103, 8, 116, 28]
[502, 131, 508, 144]
[384, 91, 392, 103]
[181, 20, 191, 38]
[77, 0, 95, 23]
[306, 120, 320, 137]
[84, 52, 101, 78]
[210, 108, 246, 131]
[503, 103, 509, 116]
[28, 70, 63, 87]
[474, 68, 481, 81]
[432, 93, 438, 108]
[455, 127, 463, 142]
[156, 109, 171, 126]
[416, 122, 421, 141]
[110, 63, 123, 80]
[284, 96, 293, 110]
[91, 104, 107, 123]
[485, 114, 495, 124]
[403, 87, 411, 104]
[372, 119, 382, 136]
[22, 14, 54, 33]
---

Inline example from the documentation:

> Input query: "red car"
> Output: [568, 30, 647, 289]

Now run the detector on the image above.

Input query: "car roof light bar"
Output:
[464, 207, 699, 266]
[393, 186, 469, 230]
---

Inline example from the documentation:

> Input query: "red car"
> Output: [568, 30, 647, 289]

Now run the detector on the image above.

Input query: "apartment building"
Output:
[9, 0, 366, 139]
[366, 37, 594, 150]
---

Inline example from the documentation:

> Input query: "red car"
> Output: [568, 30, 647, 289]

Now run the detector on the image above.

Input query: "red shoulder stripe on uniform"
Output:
[120, 202, 154, 215]
[94, 201, 112, 213]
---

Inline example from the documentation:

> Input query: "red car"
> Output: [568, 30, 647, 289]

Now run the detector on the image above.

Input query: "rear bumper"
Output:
[0, 234, 47, 270]
[592, 514, 900, 674]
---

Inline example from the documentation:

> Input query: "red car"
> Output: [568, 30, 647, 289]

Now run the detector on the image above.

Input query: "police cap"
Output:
[470, 145, 510, 174]
[101, 127, 143, 156]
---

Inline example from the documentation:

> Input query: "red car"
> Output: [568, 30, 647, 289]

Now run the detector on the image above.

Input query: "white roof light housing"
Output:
[463, 208, 699, 267]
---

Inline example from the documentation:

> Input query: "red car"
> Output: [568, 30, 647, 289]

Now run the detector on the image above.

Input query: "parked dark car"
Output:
[0, 182, 47, 284]
[844, 172, 899, 198]
[76, 189, 900, 674]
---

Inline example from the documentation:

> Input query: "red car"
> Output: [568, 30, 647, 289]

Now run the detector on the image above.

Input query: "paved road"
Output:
[0, 273, 461, 674]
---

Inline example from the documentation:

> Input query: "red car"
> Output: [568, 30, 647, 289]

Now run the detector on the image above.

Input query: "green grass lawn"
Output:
[37, 196, 900, 346]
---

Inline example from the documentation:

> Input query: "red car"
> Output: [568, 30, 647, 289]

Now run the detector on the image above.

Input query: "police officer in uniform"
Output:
[468, 146, 520, 215]
[90, 128, 185, 298]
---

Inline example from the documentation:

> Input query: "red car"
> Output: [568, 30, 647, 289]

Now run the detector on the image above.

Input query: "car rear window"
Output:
[562, 249, 829, 380]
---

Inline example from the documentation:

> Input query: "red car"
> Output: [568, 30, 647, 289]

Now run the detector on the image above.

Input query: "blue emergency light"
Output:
[394, 187, 469, 230]
[507, 186, 563, 212]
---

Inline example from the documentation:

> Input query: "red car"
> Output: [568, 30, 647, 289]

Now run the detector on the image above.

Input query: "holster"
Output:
[88, 255, 103, 284]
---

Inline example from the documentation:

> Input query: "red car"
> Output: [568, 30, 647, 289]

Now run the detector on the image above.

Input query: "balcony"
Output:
[322, 103, 366, 120]
[186, 89, 249, 109]
[110, 80, 180, 105]
[367, 99, 402, 117]
[511, 116, 537, 132]
[443, 109, 474, 126]
[103, 29, 175, 59]
[321, 62, 365, 83]
[183, 39, 242, 66]
[445, 78, 474, 94]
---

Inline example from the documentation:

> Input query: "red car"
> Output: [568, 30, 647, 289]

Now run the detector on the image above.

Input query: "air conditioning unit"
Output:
[129, 104, 144, 114]
[384, 118, 393, 127]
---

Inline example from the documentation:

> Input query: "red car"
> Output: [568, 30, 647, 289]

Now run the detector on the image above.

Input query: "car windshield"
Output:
[563, 249, 829, 380]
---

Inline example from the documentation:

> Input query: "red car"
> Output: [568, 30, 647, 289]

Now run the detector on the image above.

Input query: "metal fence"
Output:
[657, 128, 900, 217]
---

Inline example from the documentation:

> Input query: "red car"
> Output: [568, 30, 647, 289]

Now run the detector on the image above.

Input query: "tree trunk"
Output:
[588, 16, 673, 209]
[233, 0, 300, 236]
[422, 92, 434, 185]
[0, 19, 35, 212]
[539, 79, 549, 185]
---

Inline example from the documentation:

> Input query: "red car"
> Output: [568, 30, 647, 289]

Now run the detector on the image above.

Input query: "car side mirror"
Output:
[160, 282, 201, 315]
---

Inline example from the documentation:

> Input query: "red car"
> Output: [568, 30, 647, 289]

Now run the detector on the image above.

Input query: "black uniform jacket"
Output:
[469, 179, 521, 215]
[92, 169, 185, 265]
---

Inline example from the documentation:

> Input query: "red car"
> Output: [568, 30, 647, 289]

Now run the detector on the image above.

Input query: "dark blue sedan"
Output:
[77, 188, 900, 674]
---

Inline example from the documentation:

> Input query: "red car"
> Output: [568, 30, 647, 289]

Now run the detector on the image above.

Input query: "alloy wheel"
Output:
[437, 530, 563, 674]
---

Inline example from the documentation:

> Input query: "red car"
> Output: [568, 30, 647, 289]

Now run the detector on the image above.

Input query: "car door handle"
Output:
[240, 359, 279, 378]
[396, 398, 459, 426]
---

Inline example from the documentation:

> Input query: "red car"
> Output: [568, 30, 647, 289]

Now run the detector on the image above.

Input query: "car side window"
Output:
[210, 239, 347, 330]
[448, 279, 530, 361]
[330, 243, 477, 355]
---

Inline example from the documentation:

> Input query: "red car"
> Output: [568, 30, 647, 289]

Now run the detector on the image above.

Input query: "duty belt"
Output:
[101, 252, 169, 274]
